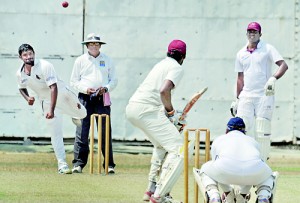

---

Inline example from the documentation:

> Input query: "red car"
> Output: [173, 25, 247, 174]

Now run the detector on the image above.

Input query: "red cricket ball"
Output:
[62, 1, 69, 8]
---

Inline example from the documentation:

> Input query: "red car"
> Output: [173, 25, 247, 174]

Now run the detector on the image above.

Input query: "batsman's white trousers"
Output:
[126, 102, 182, 153]
[126, 102, 183, 196]
[41, 87, 87, 169]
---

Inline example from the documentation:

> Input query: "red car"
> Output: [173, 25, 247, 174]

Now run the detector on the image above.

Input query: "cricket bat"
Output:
[177, 87, 208, 132]
[179, 87, 208, 121]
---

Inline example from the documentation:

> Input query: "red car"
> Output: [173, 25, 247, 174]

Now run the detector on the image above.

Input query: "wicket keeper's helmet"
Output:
[227, 117, 246, 133]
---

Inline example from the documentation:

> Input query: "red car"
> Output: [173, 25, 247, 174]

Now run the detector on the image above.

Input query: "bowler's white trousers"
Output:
[41, 87, 87, 169]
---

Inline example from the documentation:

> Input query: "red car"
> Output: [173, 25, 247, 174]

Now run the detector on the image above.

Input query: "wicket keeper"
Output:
[194, 117, 278, 203]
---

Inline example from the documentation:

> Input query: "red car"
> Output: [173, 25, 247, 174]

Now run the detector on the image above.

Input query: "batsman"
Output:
[126, 39, 188, 203]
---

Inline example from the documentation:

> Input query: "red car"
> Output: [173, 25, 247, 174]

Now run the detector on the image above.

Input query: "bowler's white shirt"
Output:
[129, 57, 184, 106]
[235, 40, 283, 97]
[70, 52, 117, 94]
[16, 59, 66, 100]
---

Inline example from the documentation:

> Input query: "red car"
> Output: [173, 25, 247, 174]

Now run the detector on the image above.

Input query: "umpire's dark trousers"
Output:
[72, 93, 116, 169]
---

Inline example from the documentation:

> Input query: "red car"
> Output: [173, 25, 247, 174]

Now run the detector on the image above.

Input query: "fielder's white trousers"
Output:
[236, 96, 274, 133]
[41, 87, 87, 169]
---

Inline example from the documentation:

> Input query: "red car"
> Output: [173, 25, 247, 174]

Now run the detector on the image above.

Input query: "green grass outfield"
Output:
[0, 144, 299, 203]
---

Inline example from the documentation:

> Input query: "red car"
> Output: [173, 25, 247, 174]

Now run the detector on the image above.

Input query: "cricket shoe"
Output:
[209, 197, 221, 203]
[256, 197, 270, 203]
[143, 191, 154, 201]
[164, 194, 182, 203]
[108, 166, 115, 174]
[58, 165, 72, 174]
[72, 165, 82, 173]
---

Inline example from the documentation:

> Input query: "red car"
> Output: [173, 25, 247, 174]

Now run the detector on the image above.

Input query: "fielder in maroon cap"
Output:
[230, 22, 288, 163]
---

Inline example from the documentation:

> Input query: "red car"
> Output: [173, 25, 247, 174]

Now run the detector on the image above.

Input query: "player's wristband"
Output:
[167, 109, 175, 116]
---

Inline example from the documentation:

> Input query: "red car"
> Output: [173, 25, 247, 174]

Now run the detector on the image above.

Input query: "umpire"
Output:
[70, 33, 118, 174]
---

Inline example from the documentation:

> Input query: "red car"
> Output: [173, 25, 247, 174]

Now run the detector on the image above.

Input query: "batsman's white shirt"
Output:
[129, 57, 183, 106]
[200, 130, 272, 185]
[126, 56, 184, 152]
[70, 52, 117, 94]
[235, 40, 283, 98]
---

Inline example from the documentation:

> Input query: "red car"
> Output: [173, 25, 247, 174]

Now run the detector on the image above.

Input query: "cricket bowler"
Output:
[16, 44, 87, 174]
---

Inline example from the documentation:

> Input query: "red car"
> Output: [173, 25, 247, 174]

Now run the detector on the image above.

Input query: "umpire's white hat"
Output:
[82, 33, 106, 45]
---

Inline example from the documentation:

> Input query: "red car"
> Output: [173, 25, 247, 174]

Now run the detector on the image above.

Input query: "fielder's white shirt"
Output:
[16, 59, 66, 100]
[70, 52, 117, 94]
[235, 40, 283, 97]
[129, 57, 184, 106]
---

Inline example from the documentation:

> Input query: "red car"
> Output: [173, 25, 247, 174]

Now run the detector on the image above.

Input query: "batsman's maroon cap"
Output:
[247, 22, 261, 32]
[168, 40, 186, 55]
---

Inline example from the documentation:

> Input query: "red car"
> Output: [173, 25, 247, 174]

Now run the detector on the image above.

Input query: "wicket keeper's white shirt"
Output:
[235, 40, 283, 97]
[201, 130, 272, 185]
[70, 52, 117, 94]
[211, 130, 260, 161]
[129, 57, 184, 106]
[16, 59, 66, 100]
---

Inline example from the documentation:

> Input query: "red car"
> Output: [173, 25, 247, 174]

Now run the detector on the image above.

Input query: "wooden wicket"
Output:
[89, 114, 110, 175]
[184, 128, 211, 203]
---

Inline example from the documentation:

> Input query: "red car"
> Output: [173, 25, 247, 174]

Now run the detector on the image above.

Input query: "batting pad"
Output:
[256, 117, 271, 134]
[158, 140, 195, 196]
[256, 135, 270, 162]
[271, 171, 279, 203]
[193, 168, 208, 202]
